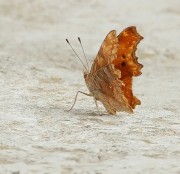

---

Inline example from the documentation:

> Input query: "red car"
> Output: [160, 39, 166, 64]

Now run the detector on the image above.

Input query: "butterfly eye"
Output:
[121, 62, 126, 66]
[84, 73, 87, 78]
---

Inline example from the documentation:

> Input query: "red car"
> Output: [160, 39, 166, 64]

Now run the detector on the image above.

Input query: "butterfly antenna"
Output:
[78, 37, 89, 72]
[66, 38, 88, 72]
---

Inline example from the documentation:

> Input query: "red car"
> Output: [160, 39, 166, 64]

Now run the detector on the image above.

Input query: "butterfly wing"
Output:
[86, 26, 143, 114]
[86, 64, 133, 114]
[91, 26, 143, 75]
[113, 26, 143, 76]
[90, 30, 119, 73]
[113, 26, 143, 109]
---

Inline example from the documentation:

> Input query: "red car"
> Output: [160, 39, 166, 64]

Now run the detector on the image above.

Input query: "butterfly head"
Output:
[83, 71, 89, 79]
[83, 71, 93, 95]
[83, 71, 91, 89]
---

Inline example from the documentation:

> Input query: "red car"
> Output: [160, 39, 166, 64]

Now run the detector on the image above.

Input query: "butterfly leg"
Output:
[93, 98, 101, 116]
[68, 91, 92, 111]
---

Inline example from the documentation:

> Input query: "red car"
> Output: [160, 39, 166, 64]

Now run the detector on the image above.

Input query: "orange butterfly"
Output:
[66, 26, 143, 115]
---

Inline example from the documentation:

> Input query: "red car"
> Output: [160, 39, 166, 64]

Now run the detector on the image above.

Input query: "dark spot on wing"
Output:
[121, 62, 126, 66]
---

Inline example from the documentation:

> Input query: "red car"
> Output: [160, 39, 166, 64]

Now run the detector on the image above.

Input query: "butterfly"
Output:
[66, 26, 143, 115]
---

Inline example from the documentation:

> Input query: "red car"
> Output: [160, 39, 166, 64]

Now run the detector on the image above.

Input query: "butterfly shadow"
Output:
[64, 107, 110, 117]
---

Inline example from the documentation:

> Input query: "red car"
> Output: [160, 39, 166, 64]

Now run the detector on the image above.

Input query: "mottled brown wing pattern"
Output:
[85, 26, 143, 114]
[90, 30, 118, 74]
[85, 64, 133, 115]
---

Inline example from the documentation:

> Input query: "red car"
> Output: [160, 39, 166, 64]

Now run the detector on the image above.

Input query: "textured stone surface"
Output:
[0, 0, 180, 173]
